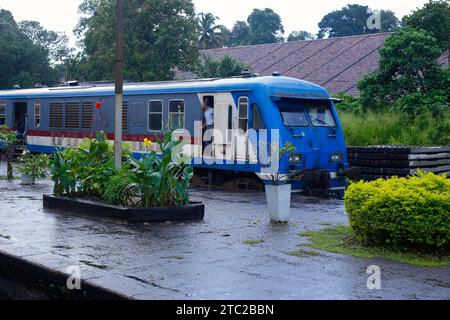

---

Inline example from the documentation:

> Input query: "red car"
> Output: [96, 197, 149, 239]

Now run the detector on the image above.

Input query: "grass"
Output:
[243, 239, 265, 245]
[287, 248, 321, 257]
[339, 111, 450, 146]
[300, 226, 450, 267]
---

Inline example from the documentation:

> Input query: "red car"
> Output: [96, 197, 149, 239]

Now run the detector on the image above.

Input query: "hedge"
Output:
[345, 172, 450, 251]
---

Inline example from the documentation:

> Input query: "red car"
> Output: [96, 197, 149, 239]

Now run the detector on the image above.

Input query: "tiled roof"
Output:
[201, 33, 449, 96]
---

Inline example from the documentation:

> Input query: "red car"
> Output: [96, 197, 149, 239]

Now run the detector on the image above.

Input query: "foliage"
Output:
[345, 172, 450, 251]
[332, 93, 363, 114]
[0, 9, 57, 89]
[51, 132, 116, 197]
[403, 0, 450, 51]
[74, 0, 199, 82]
[226, 8, 284, 46]
[18, 20, 72, 66]
[102, 166, 134, 206]
[301, 226, 450, 267]
[266, 142, 296, 184]
[197, 13, 226, 50]
[50, 147, 77, 196]
[50, 131, 194, 208]
[196, 54, 250, 78]
[339, 110, 450, 146]
[229, 21, 251, 47]
[16, 151, 50, 179]
[358, 27, 449, 117]
[0, 125, 17, 146]
[287, 30, 315, 42]
[246, 8, 284, 44]
[126, 131, 193, 207]
[318, 4, 400, 39]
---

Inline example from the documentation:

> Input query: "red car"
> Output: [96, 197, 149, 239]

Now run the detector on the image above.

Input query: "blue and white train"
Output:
[0, 74, 349, 197]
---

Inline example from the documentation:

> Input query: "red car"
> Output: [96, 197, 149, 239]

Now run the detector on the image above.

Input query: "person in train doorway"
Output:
[202, 96, 214, 157]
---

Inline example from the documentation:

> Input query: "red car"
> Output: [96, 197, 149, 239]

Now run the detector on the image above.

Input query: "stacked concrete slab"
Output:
[348, 146, 450, 181]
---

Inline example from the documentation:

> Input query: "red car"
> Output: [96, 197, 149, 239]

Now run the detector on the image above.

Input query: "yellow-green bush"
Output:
[345, 172, 450, 251]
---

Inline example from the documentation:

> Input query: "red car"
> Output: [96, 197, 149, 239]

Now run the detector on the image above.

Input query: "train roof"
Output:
[0, 76, 329, 100]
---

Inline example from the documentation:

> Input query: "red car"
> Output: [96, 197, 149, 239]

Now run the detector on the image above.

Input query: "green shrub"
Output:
[102, 167, 134, 206]
[0, 125, 16, 148]
[345, 172, 450, 251]
[16, 151, 50, 179]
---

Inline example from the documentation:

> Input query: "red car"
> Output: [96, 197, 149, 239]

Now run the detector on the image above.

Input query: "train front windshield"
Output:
[279, 99, 336, 128]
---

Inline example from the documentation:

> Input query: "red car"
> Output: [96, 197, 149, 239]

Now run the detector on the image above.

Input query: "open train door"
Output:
[212, 93, 235, 162]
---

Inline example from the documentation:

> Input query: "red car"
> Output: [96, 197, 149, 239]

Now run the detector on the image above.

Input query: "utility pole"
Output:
[114, 0, 124, 169]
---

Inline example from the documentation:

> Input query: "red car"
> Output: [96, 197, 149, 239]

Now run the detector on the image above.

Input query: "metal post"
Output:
[114, 0, 124, 169]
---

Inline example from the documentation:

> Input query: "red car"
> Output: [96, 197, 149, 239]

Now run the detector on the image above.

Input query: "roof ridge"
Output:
[201, 32, 393, 53]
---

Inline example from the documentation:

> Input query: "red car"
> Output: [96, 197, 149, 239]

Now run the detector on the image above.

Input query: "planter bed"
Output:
[43, 195, 204, 223]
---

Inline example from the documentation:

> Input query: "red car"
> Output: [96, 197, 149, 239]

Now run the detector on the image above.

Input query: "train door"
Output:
[235, 96, 249, 161]
[248, 103, 264, 163]
[212, 93, 235, 161]
[13, 102, 27, 134]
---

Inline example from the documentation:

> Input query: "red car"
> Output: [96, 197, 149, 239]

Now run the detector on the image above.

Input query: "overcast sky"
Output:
[0, 0, 429, 46]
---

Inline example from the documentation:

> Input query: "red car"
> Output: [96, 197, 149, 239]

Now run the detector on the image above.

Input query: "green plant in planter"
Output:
[51, 147, 78, 196]
[125, 131, 194, 208]
[266, 141, 297, 185]
[16, 151, 50, 180]
[51, 132, 117, 197]
[0, 125, 17, 148]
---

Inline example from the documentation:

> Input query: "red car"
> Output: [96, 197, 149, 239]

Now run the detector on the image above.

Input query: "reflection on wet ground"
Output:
[0, 163, 449, 299]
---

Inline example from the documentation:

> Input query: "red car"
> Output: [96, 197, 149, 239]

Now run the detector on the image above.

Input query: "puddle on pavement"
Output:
[79, 260, 109, 270]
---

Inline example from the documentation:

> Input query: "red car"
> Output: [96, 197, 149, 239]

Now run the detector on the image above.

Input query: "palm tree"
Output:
[198, 13, 224, 50]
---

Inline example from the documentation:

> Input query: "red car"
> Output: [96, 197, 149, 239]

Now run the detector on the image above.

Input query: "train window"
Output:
[169, 100, 185, 130]
[81, 102, 93, 129]
[122, 101, 128, 131]
[65, 103, 81, 129]
[238, 97, 249, 131]
[280, 109, 309, 128]
[148, 100, 163, 132]
[252, 103, 264, 130]
[50, 103, 64, 129]
[34, 100, 41, 128]
[0, 100, 6, 126]
[308, 104, 336, 127]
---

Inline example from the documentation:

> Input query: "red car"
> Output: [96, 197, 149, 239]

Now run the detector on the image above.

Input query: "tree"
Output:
[196, 54, 249, 78]
[229, 21, 250, 46]
[403, 0, 450, 51]
[75, 0, 199, 82]
[19, 21, 72, 65]
[358, 27, 449, 117]
[318, 4, 400, 39]
[0, 9, 56, 89]
[247, 8, 284, 44]
[287, 30, 315, 42]
[197, 13, 226, 49]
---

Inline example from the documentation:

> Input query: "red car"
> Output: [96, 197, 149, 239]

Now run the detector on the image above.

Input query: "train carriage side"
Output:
[0, 76, 349, 197]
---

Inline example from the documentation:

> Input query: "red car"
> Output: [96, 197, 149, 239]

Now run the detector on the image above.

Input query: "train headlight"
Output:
[331, 153, 343, 162]
[289, 154, 303, 163]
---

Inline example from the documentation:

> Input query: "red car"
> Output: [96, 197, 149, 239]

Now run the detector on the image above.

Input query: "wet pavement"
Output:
[0, 163, 449, 300]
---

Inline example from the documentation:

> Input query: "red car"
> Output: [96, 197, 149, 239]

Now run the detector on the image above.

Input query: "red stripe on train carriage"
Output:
[26, 130, 199, 144]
